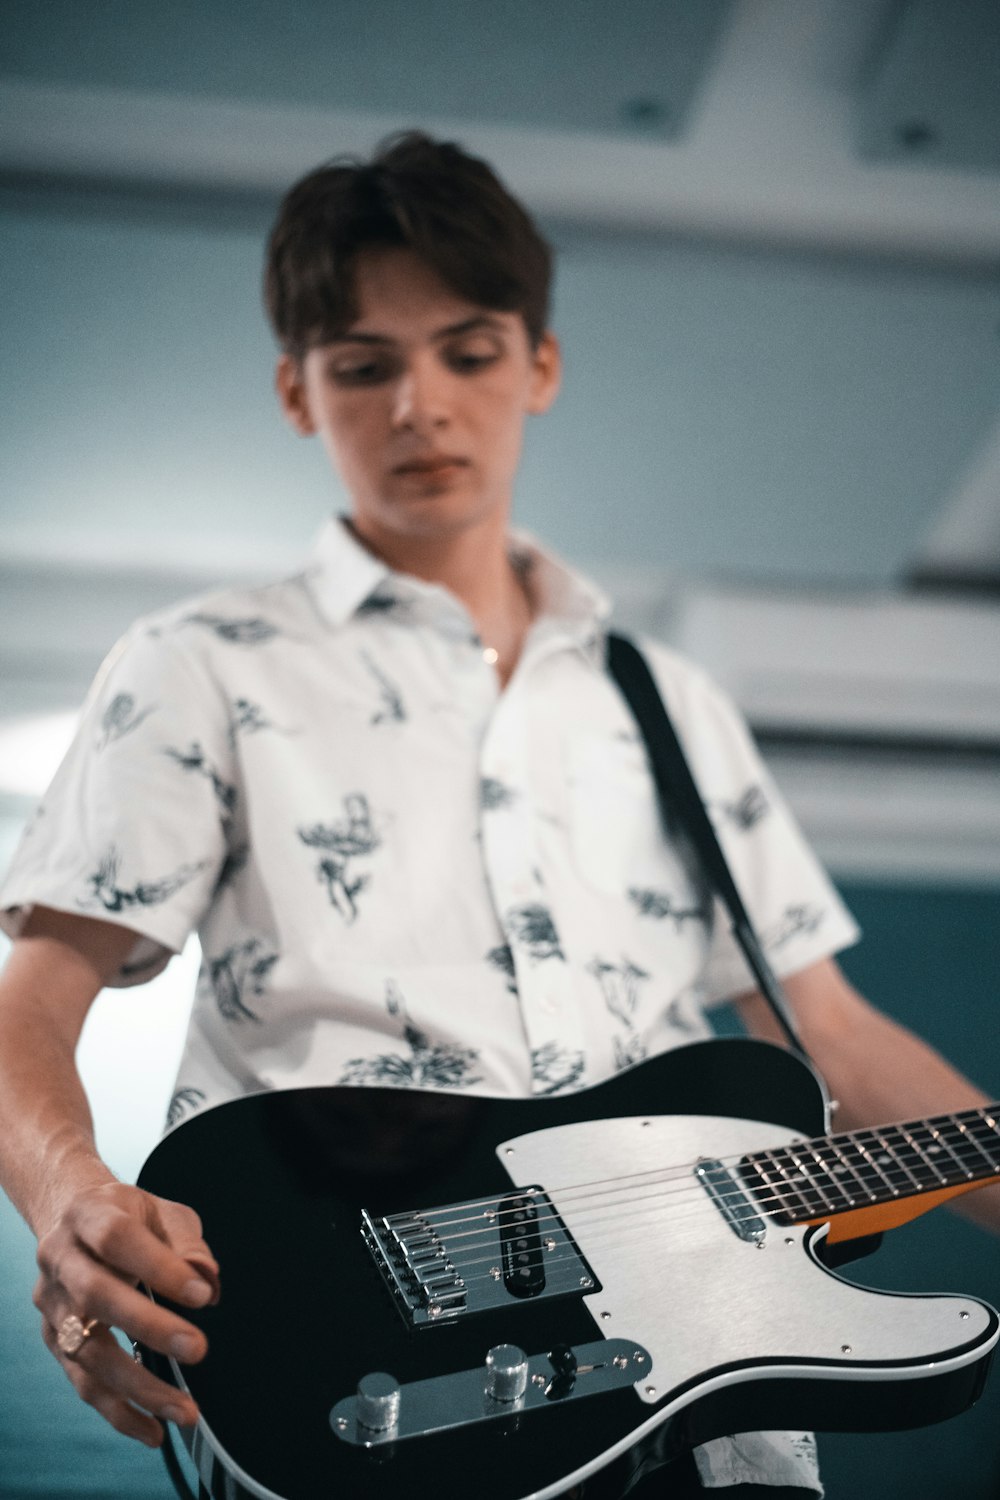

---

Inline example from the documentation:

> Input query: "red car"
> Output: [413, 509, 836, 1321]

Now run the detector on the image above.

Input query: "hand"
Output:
[33, 1180, 220, 1447]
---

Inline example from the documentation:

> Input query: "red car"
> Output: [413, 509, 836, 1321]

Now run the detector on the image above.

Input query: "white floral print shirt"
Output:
[2, 518, 857, 1492]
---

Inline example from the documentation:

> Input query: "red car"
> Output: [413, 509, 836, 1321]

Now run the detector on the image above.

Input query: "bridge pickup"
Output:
[499, 1191, 546, 1298]
[362, 1186, 600, 1328]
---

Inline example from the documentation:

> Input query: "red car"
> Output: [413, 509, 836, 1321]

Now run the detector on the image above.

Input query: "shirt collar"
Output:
[303, 515, 612, 660]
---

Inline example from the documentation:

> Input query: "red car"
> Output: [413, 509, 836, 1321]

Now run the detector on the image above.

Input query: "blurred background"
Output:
[0, 1, 998, 1496]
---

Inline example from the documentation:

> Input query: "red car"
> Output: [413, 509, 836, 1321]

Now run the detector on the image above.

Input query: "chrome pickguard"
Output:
[496, 1113, 996, 1407]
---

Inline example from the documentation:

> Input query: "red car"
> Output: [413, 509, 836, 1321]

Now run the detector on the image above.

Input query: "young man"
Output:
[0, 132, 996, 1498]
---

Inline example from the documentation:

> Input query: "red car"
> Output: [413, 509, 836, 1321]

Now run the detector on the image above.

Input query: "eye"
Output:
[329, 358, 392, 386]
[445, 338, 503, 374]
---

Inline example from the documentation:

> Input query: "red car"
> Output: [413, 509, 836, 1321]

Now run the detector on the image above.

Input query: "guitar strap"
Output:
[606, 630, 812, 1063]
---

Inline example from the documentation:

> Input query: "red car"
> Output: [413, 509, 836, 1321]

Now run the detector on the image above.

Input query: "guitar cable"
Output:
[161, 1421, 199, 1500]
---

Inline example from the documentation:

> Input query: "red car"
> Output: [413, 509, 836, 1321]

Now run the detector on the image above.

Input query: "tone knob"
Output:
[355, 1371, 401, 1431]
[485, 1343, 529, 1402]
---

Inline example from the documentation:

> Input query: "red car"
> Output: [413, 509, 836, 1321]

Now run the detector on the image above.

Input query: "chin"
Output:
[369, 489, 503, 540]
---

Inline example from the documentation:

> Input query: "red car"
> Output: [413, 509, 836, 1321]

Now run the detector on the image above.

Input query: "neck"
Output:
[743, 1100, 1000, 1242]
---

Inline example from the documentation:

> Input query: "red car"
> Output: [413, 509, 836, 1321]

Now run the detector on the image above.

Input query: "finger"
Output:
[40, 1319, 182, 1448]
[40, 1242, 210, 1366]
[61, 1259, 210, 1363]
[182, 1252, 221, 1306]
[72, 1196, 218, 1308]
[47, 1317, 201, 1425]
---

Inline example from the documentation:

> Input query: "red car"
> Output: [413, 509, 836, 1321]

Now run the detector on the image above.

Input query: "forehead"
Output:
[346, 246, 518, 341]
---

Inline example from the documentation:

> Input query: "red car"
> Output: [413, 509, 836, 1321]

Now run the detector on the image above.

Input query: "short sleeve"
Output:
[0, 623, 235, 985]
[643, 640, 861, 1003]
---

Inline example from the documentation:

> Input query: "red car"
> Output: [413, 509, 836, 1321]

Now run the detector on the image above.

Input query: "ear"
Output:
[526, 330, 562, 416]
[275, 354, 317, 436]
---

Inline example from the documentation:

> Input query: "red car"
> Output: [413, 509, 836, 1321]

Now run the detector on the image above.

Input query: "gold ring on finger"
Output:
[56, 1312, 101, 1357]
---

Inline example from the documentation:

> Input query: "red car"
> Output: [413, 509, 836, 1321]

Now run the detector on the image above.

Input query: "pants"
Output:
[573, 1447, 818, 1497]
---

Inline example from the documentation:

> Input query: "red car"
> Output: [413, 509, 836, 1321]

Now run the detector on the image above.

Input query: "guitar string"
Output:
[380, 1140, 1000, 1296]
[381, 1140, 1000, 1290]
[382, 1100, 1000, 1235]
[383, 1120, 1000, 1245]
[413, 1147, 1000, 1294]
[389, 1176, 966, 1299]
[438, 1191, 811, 1286]
[418, 1153, 988, 1268]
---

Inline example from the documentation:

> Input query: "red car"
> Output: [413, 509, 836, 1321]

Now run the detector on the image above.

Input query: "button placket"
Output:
[479, 678, 585, 1082]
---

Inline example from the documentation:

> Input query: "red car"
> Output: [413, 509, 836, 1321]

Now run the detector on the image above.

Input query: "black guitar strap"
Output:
[606, 630, 811, 1062]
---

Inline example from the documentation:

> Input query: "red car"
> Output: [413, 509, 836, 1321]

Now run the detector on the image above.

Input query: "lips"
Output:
[393, 456, 468, 475]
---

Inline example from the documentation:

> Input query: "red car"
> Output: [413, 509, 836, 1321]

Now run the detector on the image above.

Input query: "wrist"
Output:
[30, 1128, 119, 1239]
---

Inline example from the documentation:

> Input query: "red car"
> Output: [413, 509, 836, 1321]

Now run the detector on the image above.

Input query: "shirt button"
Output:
[483, 647, 499, 665]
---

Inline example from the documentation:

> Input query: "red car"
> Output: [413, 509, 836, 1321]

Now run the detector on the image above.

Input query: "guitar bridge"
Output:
[362, 1186, 600, 1328]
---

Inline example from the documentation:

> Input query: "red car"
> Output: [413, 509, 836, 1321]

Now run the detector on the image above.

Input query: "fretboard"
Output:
[741, 1103, 1000, 1223]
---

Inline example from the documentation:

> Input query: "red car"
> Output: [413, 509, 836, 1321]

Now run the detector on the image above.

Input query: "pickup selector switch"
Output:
[484, 1344, 529, 1402]
[356, 1371, 401, 1431]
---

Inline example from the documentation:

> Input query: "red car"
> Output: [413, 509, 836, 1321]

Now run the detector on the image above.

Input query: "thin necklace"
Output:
[482, 571, 533, 667]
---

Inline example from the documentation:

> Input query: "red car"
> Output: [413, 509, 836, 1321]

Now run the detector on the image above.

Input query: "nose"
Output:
[390, 356, 450, 432]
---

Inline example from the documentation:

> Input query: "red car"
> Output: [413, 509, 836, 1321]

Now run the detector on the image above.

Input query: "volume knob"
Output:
[355, 1371, 401, 1431]
[485, 1343, 529, 1402]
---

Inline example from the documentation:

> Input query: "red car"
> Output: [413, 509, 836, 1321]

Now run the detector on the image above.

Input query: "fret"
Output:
[871, 1127, 925, 1194]
[921, 1117, 972, 1180]
[931, 1117, 983, 1180]
[739, 1152, 791, 1219]
[742, 1148, 823, 1220]
[755, 1149, 809, 1216]
[805, 1141, 856, 1208]
[964, 1113, 1000, 1174]
[951, 1113, 1000, 1176]
[821, 1135, 872, 1205]
[897, 1122, 948, 1187]
[774, 1144, 839, 1217]
[835, 1132, 899, 1202]
[786, 1143, 837, 1213]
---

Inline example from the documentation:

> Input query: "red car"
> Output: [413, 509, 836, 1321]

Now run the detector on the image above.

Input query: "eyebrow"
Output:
[328, 314, 506, 347]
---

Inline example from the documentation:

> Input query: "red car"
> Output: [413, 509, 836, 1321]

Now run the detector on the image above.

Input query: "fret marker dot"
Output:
[483, 647, 499, 665]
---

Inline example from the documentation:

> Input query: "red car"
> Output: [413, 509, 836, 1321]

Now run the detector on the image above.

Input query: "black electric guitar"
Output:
[137, 1038, 1000, 1500]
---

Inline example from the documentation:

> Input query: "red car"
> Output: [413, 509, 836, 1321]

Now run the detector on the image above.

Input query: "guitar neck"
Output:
[743, 1102, 1000, 1243]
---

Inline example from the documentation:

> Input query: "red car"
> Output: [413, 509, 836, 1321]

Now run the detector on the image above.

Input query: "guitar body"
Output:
[137, 1039, 998, 1500]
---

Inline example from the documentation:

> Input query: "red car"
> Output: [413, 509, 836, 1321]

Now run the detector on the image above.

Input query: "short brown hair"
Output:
[264, 130, 553, 357]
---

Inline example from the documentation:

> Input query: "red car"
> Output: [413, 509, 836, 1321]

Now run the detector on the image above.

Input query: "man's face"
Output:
[276, 247, 561, 555]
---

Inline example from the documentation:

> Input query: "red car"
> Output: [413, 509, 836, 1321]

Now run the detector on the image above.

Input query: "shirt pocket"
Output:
[566, 733, 697, 900]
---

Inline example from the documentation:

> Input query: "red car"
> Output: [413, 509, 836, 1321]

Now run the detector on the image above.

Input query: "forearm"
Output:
[0, 909, 133, 1235]
[0, 909, 218, 1446]
[0, 1007, 115, 1236]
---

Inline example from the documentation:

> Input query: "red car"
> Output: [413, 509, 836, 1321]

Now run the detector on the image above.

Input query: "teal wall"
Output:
[819, 882, 1000, 1500]
[4, 189, 1000, 584]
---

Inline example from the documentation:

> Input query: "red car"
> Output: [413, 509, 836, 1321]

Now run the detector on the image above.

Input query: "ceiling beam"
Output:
[2, 0, 999, 265]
